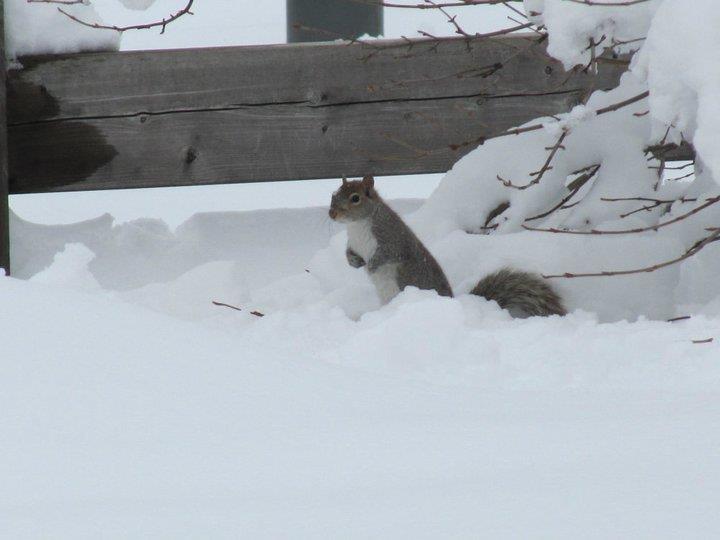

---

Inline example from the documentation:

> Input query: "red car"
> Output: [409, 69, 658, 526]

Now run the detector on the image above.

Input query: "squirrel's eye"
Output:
[350, 194, 361, 204]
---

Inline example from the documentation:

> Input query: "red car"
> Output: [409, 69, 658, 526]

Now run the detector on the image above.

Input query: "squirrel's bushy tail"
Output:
[471, 267, 566, 318]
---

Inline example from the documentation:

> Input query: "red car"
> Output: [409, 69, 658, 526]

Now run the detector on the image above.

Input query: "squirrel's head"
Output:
[329, 175, 378, 222]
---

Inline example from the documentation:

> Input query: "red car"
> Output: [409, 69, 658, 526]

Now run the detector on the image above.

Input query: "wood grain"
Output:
[9, 35, 636, 193]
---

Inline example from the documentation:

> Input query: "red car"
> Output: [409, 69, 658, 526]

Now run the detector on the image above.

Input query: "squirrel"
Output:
[329, 175, 566, 318]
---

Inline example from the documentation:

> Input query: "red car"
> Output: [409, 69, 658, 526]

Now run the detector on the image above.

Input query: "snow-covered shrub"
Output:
[411, 0, 719, 292]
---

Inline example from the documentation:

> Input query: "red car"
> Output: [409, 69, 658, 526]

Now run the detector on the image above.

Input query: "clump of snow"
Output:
[525, 0, 660, 69]
[5, 0, 120, 59]
[30, 243, 102, 293]
[633, 0, 720, 181]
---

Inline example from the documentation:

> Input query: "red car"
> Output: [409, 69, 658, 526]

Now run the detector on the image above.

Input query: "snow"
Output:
[6, 1, 720, 536]
[527, 0, 661, 69]
[5, 0, 120, 59]
[633, 0, 720, 181]
[524, 0, 719, 188]
[4, 211, 720, 537]
[414, 72, 661, 235]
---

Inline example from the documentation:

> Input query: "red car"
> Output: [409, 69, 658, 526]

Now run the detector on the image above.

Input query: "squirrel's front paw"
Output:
[346, 249, 366, 268]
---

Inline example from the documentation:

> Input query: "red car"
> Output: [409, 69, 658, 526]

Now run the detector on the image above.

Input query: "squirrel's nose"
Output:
[329, 208, 337, 220]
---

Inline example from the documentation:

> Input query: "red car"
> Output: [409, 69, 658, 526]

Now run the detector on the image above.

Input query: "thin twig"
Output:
[524, 196, 720, 235]
[448, 90, 649, 153]
[58, 0, 194, 33]
[667, 315, 691, 322]
[212, 301, 265, 317]
[497, 130, 567, 190]
[542, 228, 720, 279]
[524, 164, 601, 221]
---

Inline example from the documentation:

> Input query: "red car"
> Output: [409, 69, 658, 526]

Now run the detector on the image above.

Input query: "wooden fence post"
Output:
[0, 0, 9, 274]
[287, 0, 383, 43]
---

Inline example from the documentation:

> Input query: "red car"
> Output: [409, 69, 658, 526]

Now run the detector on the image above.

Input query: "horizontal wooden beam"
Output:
[9, 35, 646, 193]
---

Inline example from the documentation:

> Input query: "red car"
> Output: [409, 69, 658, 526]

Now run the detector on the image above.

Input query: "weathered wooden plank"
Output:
[9, 35, 634, 193]
[9, 36, 619, 123]
[0, 0, 10, 272]
[11, 92, 589, 193]
[287, 0, 383, 43]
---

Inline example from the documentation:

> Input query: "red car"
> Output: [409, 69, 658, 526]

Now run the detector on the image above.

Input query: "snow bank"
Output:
[12, 200, 696, 323]
[4, 249, 720, 538]
[5, 189, 720, 537]
[11, 200, 423, 290]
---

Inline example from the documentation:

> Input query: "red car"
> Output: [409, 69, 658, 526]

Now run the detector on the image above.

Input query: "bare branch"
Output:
[58, 0, 194, 34]
[523, 195, 720, 235]
[448, 90, 649, 153]
[497, 130, 567, 190]
[419, 21, 536, 42]
[524, 164, 601, 221]
[601, 195, 702, 220]
[543, 228, 720, 279]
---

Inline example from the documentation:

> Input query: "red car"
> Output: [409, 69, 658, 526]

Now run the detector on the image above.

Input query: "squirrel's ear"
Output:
[362, 175, 375, 188]
[341, 175, 348, 186]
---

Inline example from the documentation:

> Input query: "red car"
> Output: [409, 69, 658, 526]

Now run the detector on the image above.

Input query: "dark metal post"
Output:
[287, 0, 383, 43]
[0, 0, 10, 274]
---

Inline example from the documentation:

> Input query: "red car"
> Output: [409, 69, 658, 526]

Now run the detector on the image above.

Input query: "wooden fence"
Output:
[0, 4, 689, 273]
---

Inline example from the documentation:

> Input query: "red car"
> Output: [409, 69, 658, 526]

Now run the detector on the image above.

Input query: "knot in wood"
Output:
[184, 146, 198, 165]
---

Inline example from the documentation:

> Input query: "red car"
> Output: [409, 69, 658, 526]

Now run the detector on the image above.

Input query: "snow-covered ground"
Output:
[5, 1, 720, 538]
[4, 195, 720, 538]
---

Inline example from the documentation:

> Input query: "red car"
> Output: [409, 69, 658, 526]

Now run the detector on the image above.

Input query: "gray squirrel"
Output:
[329, 175, 566, 318]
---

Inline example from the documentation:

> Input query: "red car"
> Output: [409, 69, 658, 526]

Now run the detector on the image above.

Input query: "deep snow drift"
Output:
[4, 198, 720, 538]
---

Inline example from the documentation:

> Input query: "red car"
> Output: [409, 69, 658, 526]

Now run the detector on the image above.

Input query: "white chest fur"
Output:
[346, 219, 400, 304]
[346, 219, 378, 263]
